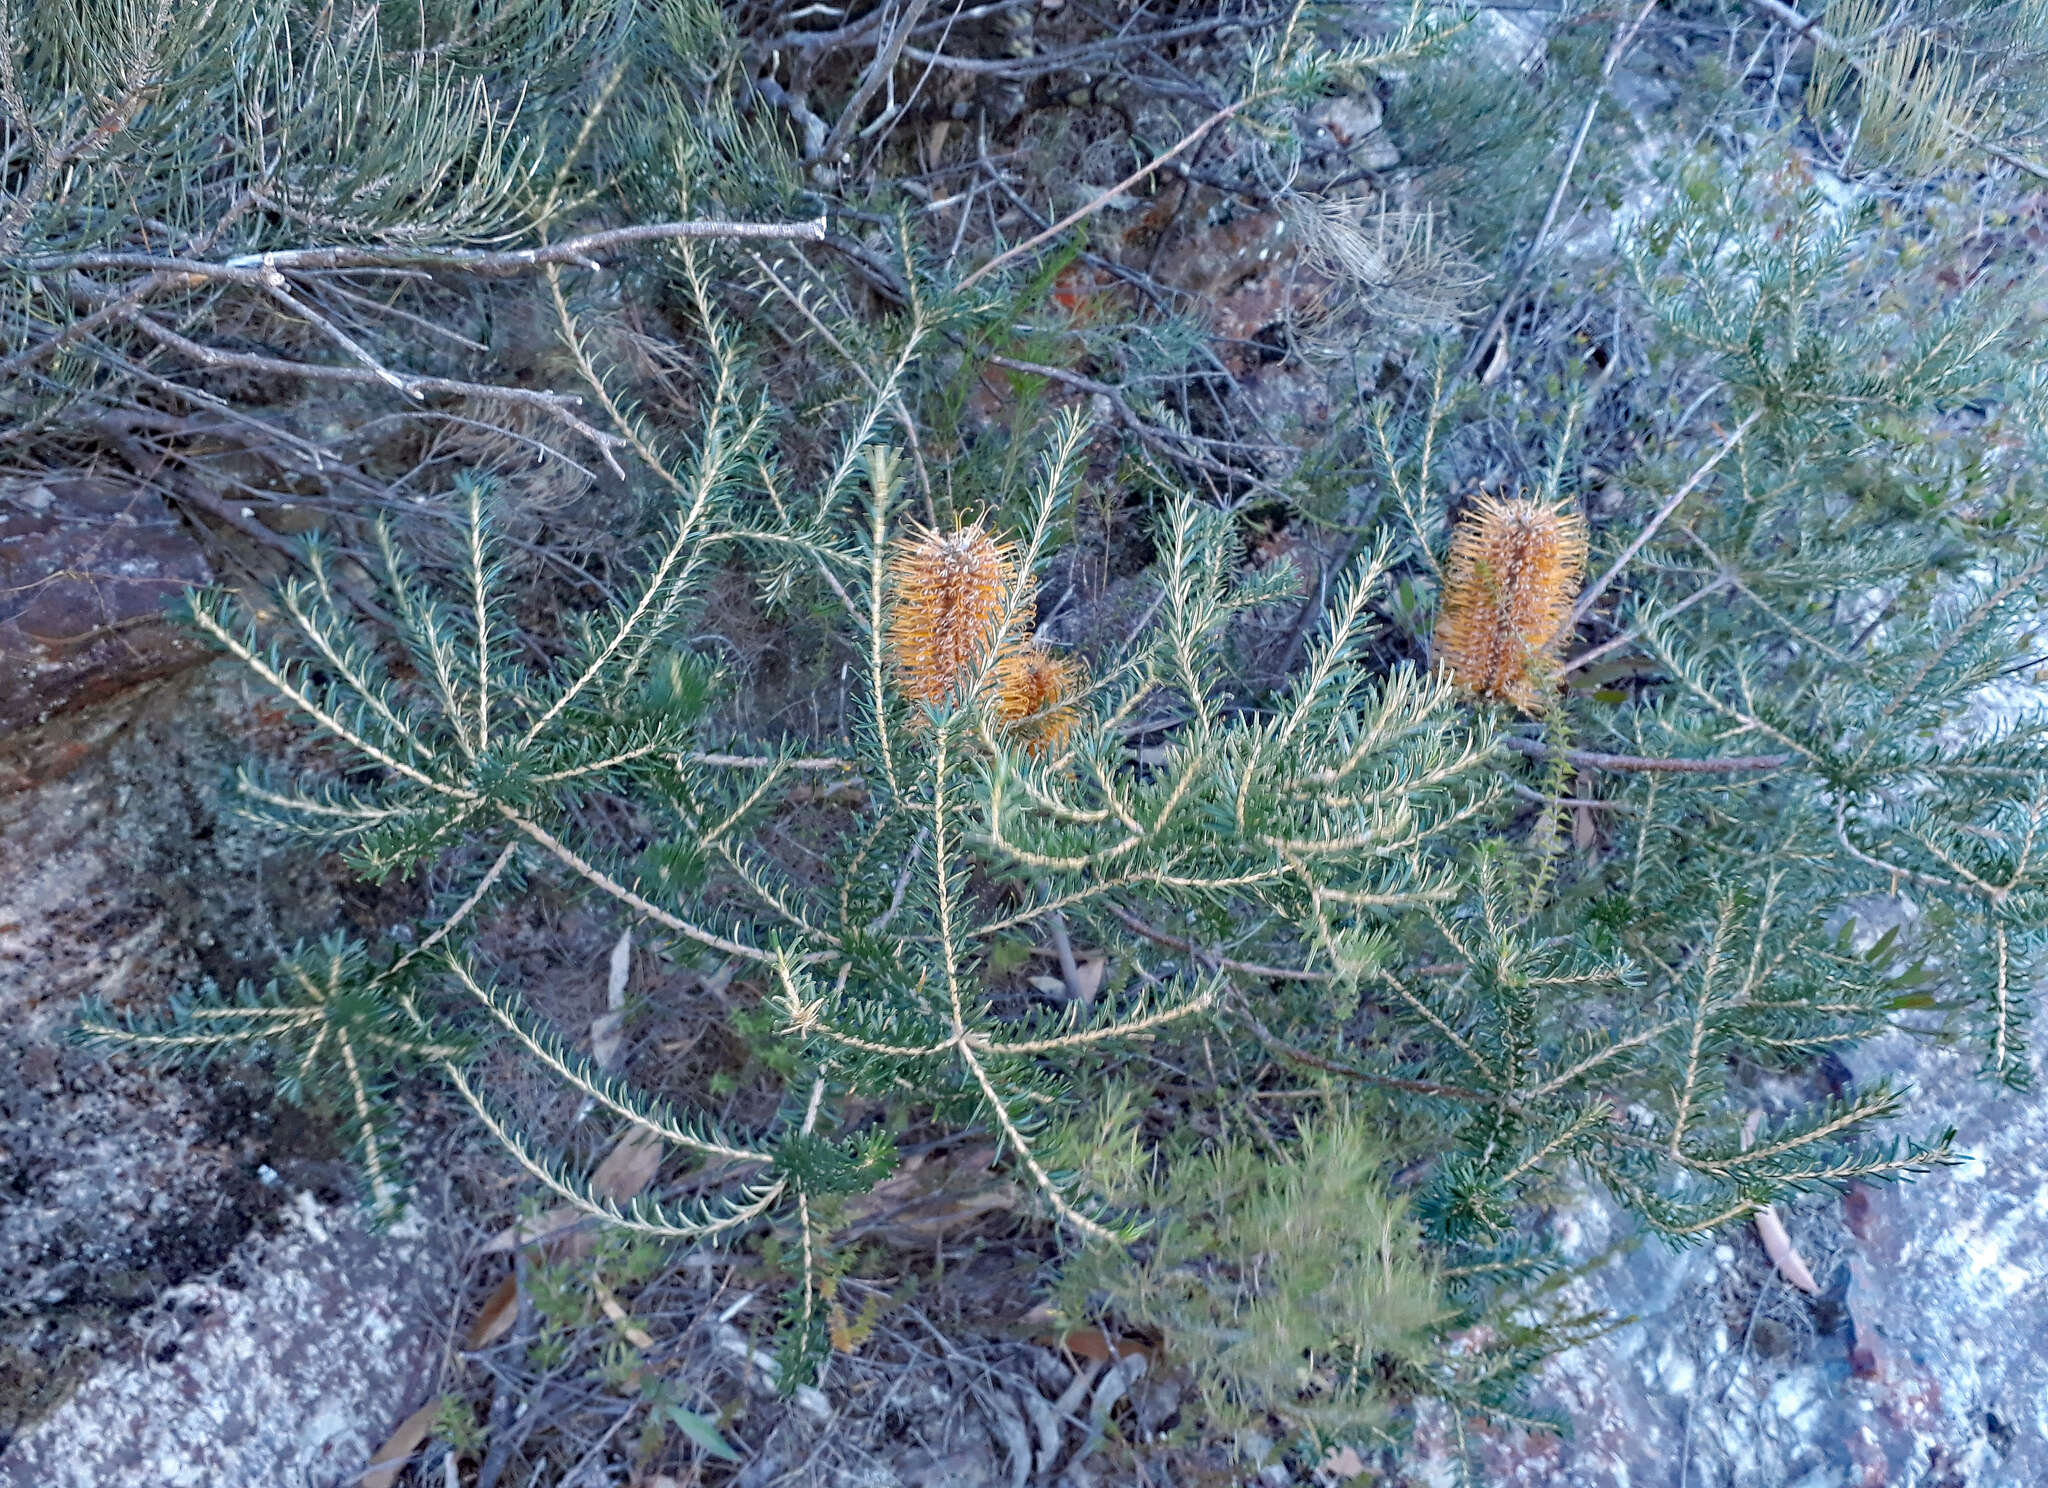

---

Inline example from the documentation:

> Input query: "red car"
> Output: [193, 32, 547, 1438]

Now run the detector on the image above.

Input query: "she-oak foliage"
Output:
[37, 0, 2048, 1448]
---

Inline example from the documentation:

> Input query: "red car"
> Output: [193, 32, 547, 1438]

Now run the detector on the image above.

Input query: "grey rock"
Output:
[1314, 95, 1400, 172]
[1468, 8, 1551, 76]
[0, 663, 439, 1481]
[0, 1195, 454, 1488]
[1398, 1029, 2045, 1487]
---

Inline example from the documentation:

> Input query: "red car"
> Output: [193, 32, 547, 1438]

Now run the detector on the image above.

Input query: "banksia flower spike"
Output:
[887, 522, 1020, 707]
[1433, 496, 1588, 714]
[996, 643, 1083, 758]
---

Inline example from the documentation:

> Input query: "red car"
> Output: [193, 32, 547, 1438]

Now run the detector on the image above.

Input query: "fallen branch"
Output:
[29, 217, 830, 280]
[1500, 736, 1792, 773]
[111, 302, 630, 477]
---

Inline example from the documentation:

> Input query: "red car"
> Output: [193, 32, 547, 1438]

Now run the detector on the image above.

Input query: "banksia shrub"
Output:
[1432, 496, 1587, 712]
[42, 0, 2048, 1473]
[886, 522, 1018, 706]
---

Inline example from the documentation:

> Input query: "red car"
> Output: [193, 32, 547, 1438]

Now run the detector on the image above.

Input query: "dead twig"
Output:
[1571, 411, 1761, 627]
[1499, 736, 1792, 773]
[1460, 0, 1661, 382]
[106, 300, 631, 478]
[959, 98, 1250, 291]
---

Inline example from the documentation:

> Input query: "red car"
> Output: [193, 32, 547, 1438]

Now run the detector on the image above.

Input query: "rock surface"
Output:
[0, 1195, 456, 1488]
[0, 474, 210, 735]
[1396, 1026, 2046, 1488]
[0, 660, 443, 1481]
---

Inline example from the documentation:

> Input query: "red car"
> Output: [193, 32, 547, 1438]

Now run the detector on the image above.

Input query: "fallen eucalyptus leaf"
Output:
[591, 1124, 665, 1203]
[664, 1403, 742, 1462]
[361, 1399, 438, 1488]
[1755, 1203, 1821, 1295]
[462, 1274, 519, 1351]
[593, 1265, 655, 1348]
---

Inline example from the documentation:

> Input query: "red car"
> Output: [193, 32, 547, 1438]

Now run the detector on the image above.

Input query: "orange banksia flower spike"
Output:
[1433, 496, 1588, 714]
[995, 643, 1083, 758]
[886, 522, 1019, 707]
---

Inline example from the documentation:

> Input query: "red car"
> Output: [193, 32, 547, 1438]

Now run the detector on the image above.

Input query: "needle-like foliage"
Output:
[47, 0, 2048, 1457]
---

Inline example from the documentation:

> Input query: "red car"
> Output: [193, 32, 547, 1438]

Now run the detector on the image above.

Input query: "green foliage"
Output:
[1608, 150, 2048, 1087]
[77, 934, 467, 1216]
[1052, 1110, 1448, 1445]
[35, 0, 2048, 1468]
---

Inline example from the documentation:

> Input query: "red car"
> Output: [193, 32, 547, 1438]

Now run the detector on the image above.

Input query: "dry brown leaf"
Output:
[574, 931, 634, 1125]
[1039, 1325, 1155, 1365]
[1755, 1204, 1821, 1295]
[590, 929, 632, 1072]
[361, 1398, 438, 1488]
[591, 1125, 665, 1203]
[1741, 1110, 1820, 1295]
[482, 1129, 664, 1261]
[1073, 954, 1107, 1001]
[837, 1143, 1018, 1242]
[1028, 952, 1107, 1000]
[468, 1126, 668, 1353]
[593, 1266, 655, 1349]
[588, 1010, 625, 1076]
[481, 1204, 584, 1255]
[607, 928, 632, 1007]
[463, 1274, 520, 1351]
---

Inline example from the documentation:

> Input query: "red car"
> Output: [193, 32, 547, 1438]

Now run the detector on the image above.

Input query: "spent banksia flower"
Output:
[885, 520, 1084, 753]
[1433, 496, 1587, 714]
[995, 643, 1082, 757]
[887, 522, 1018, 706]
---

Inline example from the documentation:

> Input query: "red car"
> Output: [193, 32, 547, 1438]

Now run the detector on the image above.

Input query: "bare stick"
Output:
[1563, 572, 1730, 673]
[958, 100, 1248, 291]
[1500, 736, 1791, 774]
[819, 0, 935, 163]
[1045, 909, 1086, 1003]
[30, 217, 828, 279]
[1571, 411, 1761, 626]
[983, 351, 1297, 500]
[1105, 901, 1334, 983]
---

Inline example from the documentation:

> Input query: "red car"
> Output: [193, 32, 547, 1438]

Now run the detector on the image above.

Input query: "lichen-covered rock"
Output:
[0, 1193, 454, 1488]
[0, 662, 433, 1469]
